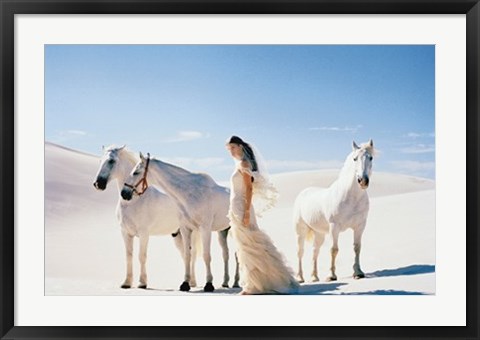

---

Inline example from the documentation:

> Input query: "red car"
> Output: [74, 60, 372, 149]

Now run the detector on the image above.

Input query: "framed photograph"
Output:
[1, 1, 478, 339]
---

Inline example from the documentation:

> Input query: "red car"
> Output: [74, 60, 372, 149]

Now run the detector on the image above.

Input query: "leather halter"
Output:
[124, 154, 150, 196]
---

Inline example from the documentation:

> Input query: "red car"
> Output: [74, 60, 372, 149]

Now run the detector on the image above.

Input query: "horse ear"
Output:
[119, 144, 126, 150]
[139, 152, 144, 160]
[368, 139, 374, 148]
[352, 141, 360, 150]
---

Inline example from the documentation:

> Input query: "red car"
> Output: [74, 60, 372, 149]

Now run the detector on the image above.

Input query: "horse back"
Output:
[179, 182, 230, 231]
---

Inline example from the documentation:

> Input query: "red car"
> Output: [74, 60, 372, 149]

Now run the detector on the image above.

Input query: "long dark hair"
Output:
[227, 135, 258, 172]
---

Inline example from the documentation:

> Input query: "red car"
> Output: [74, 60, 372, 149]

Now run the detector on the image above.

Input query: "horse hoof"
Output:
[233, 283, 241, 288]
[138, 284, 147, 289]
[121, 284, 131, 289]
[180, 281, 191, 292]
[326, 276, 337, 282]
[354, 273, 365, 280]
[222, 284, 229, 288]
[311, 276, 320, 282]
[204, 282, 215, 292]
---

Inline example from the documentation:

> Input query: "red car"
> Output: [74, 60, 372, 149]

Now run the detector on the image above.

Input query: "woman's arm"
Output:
[241, 165, 253, 227]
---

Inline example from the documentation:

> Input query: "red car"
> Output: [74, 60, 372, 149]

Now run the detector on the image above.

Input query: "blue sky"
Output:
[45, 45, 435, 182]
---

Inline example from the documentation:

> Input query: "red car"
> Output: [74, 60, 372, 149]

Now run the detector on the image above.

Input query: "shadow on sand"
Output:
[339, 290, 428, 295]
[297, 282, 348, 295]
[188, 286, 243, 295]
[366, 264, 435, 278]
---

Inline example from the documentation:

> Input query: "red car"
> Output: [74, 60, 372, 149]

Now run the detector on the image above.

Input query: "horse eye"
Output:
[353, 156, 358, 161]
[369, 156, 373, 161]
[108, 159, 115, 165]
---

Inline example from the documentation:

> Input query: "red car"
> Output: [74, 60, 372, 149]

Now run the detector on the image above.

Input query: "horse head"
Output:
[121, 152, 150, 200]
[352, 139, 374, 189]
[93, 145, 126, 190]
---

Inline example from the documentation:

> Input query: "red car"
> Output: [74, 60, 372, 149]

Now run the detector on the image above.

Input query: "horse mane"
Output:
[144, 157, 220, 215]
[105, 144, 120, 152]
[151, 157, 190, 176]
[344, 142, 376, 164]
[150, 158, 218, 188]
[105, 144, 139, 169]
[105, 145, 139, 164]
[118, 148, 139, 165]
[359, 142, 376, 157]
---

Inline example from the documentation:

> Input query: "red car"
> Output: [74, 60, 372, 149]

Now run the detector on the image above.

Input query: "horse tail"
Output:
[293, 190, 314, 242]
[294, 212, 315, 243]
[305, 227, 315, 242]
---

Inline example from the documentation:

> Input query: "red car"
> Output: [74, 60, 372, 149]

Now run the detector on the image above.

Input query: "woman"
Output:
[226, 135, 299, 295]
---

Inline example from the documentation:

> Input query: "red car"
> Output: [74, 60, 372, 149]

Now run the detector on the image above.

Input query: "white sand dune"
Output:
[45, 142, 435, 295]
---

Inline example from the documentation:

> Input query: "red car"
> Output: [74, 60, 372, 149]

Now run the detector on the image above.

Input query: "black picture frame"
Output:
[1, 1, 478, 339]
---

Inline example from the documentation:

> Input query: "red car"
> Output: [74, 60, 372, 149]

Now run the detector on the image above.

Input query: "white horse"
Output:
[93, 145, 200, 289]
[293, 140, 374, 282]
[121, 152, 240, 292]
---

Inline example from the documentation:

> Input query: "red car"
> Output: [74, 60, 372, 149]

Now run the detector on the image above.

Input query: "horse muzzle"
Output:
[121, 188, 133, 201]
[357, 176, 369, 189]
[93, 178, 107, 191]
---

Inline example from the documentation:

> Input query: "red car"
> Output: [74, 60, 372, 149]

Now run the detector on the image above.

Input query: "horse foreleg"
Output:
[217, 228, 230, 288]
[200, 228, 214, 292]
[353, 227, 366, 279]
[179, 226, 192, 292]
[121, 230, 134, 289]
[138, 234, 149, 289]
[327, 227, 339, 282]
[311, 231, 325, 282]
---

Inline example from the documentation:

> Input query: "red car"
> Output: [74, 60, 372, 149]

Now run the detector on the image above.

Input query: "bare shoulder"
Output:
[238, 162, 253, 178]
[240, 160, 251, 169]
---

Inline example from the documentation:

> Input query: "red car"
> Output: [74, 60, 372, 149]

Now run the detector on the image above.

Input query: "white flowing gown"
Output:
[228, 163, 299, 294]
